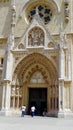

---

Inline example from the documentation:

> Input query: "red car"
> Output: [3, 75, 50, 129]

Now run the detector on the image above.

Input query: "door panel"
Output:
[28, 88, 47, 116]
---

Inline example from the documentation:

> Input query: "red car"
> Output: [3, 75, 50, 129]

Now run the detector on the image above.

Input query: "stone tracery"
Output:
[14, 53, 58, 83]
[26, 2, 53, 24]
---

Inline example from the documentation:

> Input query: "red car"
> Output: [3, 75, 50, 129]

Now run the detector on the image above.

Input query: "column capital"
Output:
[1, 79, 11, 85]
[58, 78, 64, 83]
[59, 78, 71, 83]
[64, 78, 71, 83]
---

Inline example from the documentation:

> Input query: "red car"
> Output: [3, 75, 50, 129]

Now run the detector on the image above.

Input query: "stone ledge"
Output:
[58, 109, 73, 118]
[0, 109, 21, 116]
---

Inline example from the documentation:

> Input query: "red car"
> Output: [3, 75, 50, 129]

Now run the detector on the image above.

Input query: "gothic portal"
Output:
[0, 0, 73, 118]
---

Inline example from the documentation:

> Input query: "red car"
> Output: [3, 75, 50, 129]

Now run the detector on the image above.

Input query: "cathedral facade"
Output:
[0, 0, 73, 117]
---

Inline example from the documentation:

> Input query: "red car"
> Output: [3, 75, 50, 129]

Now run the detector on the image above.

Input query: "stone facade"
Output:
[0, 0, 73, 117]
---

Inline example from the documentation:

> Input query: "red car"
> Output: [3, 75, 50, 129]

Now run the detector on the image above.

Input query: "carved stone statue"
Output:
[28, 27, 44, 46]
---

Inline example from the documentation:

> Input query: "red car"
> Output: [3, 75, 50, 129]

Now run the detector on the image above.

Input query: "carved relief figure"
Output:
[28, 27, 44, 46]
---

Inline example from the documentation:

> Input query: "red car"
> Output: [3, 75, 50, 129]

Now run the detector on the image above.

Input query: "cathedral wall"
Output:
[0, 39, 7, 108]
[0, 40, 7, 56]
[0, 0, 73, 116]
[0, 0, 72, 38]
[0, 1, 11, 38]
[71, 3, 73, 33]
[14, 0, 72, 37]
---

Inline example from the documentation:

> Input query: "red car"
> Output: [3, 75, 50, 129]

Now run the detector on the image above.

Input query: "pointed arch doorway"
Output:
[27, 70, 48, 116]
[13, 53, 58, 117]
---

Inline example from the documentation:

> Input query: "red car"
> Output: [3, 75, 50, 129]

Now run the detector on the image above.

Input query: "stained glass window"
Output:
[30, 10, 36, 16]
[38, 5, 43, 11]
[28, 4, 52, 24]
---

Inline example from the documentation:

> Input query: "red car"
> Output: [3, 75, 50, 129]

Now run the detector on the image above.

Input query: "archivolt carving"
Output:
[14, 53, 57, 75]
[13, 53, 58, 86]
[22, 63, 51, 84]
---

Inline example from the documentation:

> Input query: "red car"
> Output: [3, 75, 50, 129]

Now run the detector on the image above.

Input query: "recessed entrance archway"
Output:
[11, 53, 58, 117]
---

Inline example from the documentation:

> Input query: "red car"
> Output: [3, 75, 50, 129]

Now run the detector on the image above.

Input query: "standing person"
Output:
[31, 106, 35, 117]
[21, 105, 26, 117]
[42, 108, 47, 117]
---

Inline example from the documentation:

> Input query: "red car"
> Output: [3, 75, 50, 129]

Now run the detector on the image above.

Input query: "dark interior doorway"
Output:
[28, 88, 47, 116]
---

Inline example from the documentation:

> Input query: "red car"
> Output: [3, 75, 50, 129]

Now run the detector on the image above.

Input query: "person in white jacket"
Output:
[31, 106, 35, 117]
[21, 105, 26, 117]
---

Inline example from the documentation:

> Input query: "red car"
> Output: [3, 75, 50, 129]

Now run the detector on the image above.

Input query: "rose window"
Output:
[27, 4, 53, 24]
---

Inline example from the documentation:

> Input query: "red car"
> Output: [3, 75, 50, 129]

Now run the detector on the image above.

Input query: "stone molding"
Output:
[0, 0, 9, 3]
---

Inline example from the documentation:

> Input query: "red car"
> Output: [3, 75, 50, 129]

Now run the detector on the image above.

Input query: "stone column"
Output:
[58, 79, 65, 117]
[0, 1, 16, 116]
[58, 47, 65, 117]
[1, 85, 6, 110]
[67, 51, 71, 79]
[1, 80, 11, 116]
[58, 47, 73, 118]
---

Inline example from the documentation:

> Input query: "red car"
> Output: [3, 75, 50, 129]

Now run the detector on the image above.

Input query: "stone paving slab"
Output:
[0, 116, 73, 130]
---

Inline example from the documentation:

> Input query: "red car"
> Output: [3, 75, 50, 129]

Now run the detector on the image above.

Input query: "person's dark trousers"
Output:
[21, 111, 25, 117]
[31, 112, 34, 117]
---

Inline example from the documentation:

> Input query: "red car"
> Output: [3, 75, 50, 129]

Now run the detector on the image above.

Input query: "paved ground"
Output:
[0, 115, 73, 130]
